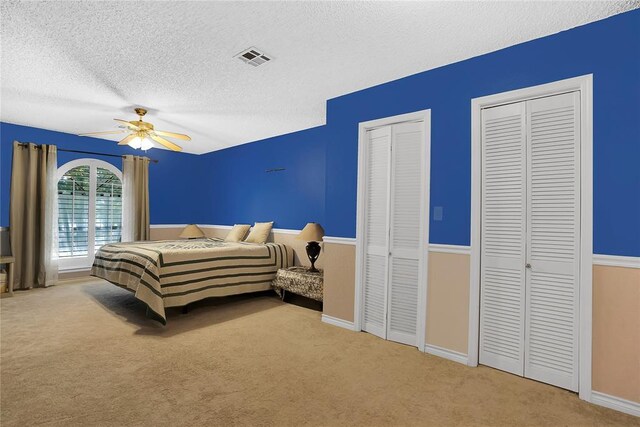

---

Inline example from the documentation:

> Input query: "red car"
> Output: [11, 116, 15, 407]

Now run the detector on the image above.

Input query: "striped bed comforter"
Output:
[91, 238, 293, 324]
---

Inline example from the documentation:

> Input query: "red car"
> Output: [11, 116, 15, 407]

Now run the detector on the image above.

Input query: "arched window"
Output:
[57, 159, 122, 270]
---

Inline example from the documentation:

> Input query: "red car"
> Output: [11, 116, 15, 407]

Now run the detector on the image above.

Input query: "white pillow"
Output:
[243, 222, 273, 244]
[224, 224, 251, 242]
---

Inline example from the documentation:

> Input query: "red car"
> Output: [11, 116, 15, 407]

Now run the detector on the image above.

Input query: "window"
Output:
[57, 159, 122, 270]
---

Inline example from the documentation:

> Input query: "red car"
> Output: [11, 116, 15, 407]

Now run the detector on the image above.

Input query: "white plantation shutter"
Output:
[57, 159, 123, 270]
[95, 167, 123, 248]
[387, 121, 424, 346]
[362, 126, 391, 339]
[480, 102, 527, 375]
[58, 165, 91, 257]
[525, 92, 580, 391]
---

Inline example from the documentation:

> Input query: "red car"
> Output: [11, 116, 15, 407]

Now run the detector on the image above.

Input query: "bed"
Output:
[91, 238, 294, 324]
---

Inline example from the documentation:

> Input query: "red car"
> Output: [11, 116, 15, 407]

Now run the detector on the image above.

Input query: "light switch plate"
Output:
[434, 206, 443, 221]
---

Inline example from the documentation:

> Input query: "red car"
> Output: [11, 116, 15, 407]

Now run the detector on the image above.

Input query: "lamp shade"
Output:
[297, 223, 325, 242]
[179, 224, 205, 239]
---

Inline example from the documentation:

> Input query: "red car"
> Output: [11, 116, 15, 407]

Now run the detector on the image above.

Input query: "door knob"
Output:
[525, 263, 532, 269]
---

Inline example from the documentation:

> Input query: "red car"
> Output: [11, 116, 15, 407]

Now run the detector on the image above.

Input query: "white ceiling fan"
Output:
[79, 108, 190, 152]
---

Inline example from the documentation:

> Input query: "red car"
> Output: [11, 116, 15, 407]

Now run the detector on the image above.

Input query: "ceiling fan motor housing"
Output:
[132, 121, 154, 131]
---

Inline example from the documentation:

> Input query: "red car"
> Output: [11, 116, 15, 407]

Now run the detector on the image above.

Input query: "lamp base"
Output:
[306, 241, 321, 272]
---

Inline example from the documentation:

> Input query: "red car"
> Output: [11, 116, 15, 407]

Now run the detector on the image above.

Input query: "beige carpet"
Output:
[1, 279, 638, 427]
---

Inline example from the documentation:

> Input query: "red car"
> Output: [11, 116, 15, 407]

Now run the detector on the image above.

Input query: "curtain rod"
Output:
[16, 143, 159, 164]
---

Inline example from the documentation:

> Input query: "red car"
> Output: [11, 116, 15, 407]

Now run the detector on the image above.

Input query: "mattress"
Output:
[91, 238, 293, 324]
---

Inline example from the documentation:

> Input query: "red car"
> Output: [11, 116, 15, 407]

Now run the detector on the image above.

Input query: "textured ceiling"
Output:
[1, 1, 638, 154]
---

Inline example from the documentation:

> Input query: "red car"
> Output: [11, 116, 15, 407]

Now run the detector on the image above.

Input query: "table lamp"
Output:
[179, 224, 205, 239]
[297, 222, 325, 272]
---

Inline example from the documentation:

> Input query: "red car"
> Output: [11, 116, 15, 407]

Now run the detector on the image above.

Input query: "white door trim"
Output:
[354, 109, 431, 351]
[469, 75, 593, 401]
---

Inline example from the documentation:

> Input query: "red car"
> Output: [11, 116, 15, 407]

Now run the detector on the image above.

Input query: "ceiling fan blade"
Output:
[114, 119, 140, 130]
[118, 134, 137, 146]
[153, 130, 191, 141]
[78, 130, 126, 137]
[150, 134, 182, 152]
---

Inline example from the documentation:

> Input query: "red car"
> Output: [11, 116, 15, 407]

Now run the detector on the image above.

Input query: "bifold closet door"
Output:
[479, 102, 527, 376]
[362, 126, 391, 339]
[524, 92, 580, 391]
[480, 91, 580, 392]
[387, 122, 425, 346]
[361, 120, 425, 347]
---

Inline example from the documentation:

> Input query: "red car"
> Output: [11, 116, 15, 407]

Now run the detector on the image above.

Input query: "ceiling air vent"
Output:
[235, 47, 273, 67]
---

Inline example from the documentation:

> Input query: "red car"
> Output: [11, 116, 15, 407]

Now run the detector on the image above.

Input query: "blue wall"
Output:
[2, 10, 638, 257]
[322, 10, 640, 256]
[200, 10, 639, 256]
[194, 10, 640, 256]
[202, 126, 326, 230]
[0, 122, 213, 226]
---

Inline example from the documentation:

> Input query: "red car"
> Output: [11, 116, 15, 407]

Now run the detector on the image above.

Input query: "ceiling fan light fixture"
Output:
[128, 134, 154, 151]
[128, 136, 143, 149]
[140, 137, 154, 151]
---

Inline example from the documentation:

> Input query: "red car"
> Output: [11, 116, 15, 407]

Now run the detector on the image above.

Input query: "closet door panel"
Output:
[388, 257, 419, 345]
[480, 102, 527, 376]
[362, 127, 391, 339]
[387, 122, 424, 346]
[525, 92, 580, 391]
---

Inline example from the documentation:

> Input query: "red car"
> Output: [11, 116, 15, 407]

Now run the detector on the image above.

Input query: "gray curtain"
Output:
[9, 141, 59, 289]
[122, 155, 150, 241]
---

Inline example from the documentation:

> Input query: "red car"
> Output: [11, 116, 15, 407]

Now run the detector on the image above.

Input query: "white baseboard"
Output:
[424, 343, 469, 365]
[590, 391, 640, 417]
[59, 267, 91, 274]
[321, 314, 356, 331]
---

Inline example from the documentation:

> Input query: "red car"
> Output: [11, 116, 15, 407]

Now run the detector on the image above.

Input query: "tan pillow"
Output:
[244, 222, 274, 244]
[225, 224, 251, 242]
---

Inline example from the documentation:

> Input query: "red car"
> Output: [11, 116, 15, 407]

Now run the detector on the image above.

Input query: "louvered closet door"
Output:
[525, 92, 580, 391]
[480, 102, 527, 376]
[362, 126, 391, 339]
[387, 121, 425, 346]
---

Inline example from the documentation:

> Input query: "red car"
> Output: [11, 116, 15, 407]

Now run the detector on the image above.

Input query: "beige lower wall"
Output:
[52, 226, 318, 285]
[322, 242, 356, 322]
[319, 244, 472, 344]
[150, 226, 223, 240]
[271, 233, 326, 270]
[425, 252, 470, 354]
[151, 225, 355, 321]
[150, 226, 323, 270]
[319, 247, 640, 407]
[592, 265, 640, 403]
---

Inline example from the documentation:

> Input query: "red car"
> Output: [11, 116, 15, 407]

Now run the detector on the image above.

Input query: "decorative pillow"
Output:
[224, 224, 251, 242]
[244, 221, 274, 244]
